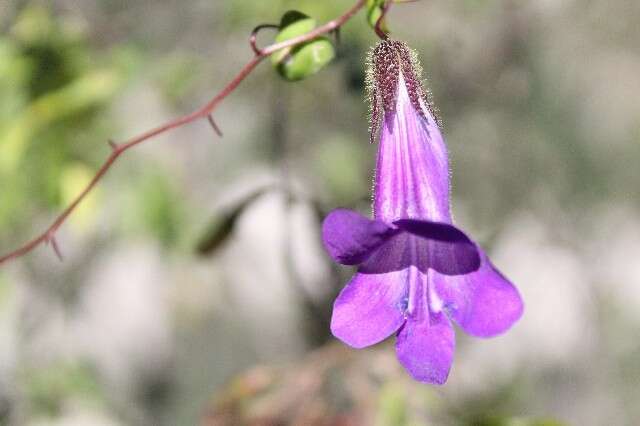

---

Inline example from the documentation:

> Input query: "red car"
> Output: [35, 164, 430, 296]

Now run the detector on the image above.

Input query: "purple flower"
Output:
[322, 40, 523, 384]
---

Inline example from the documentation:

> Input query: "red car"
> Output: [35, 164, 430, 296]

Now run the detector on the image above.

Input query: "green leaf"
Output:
[279, 10, 314, 30]
[366, 0, 384, 8]
[196, 188, 269, 256]
[271, 11, 317, 65]
[275, 37, 335, 82]
[366, 0, 389, 34]
[0, 69, 121, 174]
[270, 10, 335, 81]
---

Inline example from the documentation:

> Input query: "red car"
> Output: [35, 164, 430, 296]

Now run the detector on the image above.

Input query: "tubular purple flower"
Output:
[322, 40, 523, 384]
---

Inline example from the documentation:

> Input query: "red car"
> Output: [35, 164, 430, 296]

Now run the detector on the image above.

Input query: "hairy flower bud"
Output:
[367, 39, 440, 143]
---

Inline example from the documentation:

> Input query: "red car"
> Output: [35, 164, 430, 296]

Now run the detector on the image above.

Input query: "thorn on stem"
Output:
[108, 139, 119, 151]
[375, 0, 393, 40]
[331, 27, 341, 46]
[46, 234, 64, 262]
[207, 115, 223, 137]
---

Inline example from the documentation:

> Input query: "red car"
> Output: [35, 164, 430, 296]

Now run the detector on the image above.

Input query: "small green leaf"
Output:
[275, 37, 335, 82]
[196, 188, 268, 256]
[271, 11, 317, 65]
[279, 10, 314, 30]
[366, 0, 384, 9]
[366, 0, 389, 34]
[271, 10, 335, 82]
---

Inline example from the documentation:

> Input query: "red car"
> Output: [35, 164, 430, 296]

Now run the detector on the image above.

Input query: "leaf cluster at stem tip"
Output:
[270, 10, 336, 82]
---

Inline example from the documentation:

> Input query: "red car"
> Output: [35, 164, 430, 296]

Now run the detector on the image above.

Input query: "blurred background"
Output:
[1, 0, 639, 425]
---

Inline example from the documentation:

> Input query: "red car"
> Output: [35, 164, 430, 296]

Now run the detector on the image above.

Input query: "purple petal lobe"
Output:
[394, 219, 481, 275]
[374, 75, 450, 223]
[395, 311, 455, 385]
[434, 250, 523, 337]
[331, 271, 407, 348]
[322, 209, 396, 265]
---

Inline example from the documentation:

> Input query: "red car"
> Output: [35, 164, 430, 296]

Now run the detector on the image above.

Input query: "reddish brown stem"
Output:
[375, 0, 393, 39]
[0, 0, 367, 266]
[249, 24, 280, 55]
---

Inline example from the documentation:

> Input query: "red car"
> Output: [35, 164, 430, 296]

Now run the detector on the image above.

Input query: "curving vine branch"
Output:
[0, 0, 370, 266]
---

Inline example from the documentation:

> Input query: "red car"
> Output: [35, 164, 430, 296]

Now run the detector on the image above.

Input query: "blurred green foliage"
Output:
[0, 5, 125, 236]
[224, 0, 353, 26]
[24, 362, 103, 418]
[0, 4, 195, 250]
[154, 54, 204, 107]
[312, 134, 369, 205]
[118, 171, 188, 249]
[376, 382, 408, 426]
[475, 417, 567, 426]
